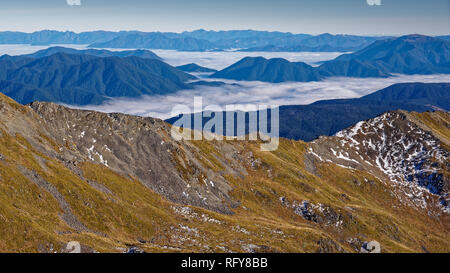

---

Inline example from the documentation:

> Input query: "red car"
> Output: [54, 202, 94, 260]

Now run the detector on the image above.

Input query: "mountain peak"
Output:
[398, 34, 435, 41]
[211, 56, 321, 82]
[24, 46, 162, 60]
[310, 110, 449, 212]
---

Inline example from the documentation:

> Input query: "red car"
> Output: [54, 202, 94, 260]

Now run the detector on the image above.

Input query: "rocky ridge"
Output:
[308, 111, 449, 214]
[0, 93, 448, 253]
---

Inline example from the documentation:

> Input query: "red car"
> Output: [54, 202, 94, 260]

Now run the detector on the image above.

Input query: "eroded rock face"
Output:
[28, 101, 239, 214]
[308, 111, 450, 214]
[280, 197, 356, 231]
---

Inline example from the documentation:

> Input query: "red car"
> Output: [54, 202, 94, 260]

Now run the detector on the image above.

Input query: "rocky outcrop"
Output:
[308, 111, 450, 214]
[28, 101, 239, 214]
[360, 241, 381, 253]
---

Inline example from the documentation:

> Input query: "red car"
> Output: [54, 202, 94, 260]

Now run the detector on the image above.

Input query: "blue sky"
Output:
[0, 0, 449, 35]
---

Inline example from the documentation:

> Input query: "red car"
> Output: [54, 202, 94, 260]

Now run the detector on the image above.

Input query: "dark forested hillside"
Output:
[0, 53, 195, 105]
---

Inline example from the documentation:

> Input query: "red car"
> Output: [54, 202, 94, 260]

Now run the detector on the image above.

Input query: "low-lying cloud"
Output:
[68, 74, 450, 120]
[0, 45, 342, 71]
[2, 45, 449, 120]
[150, 50, 344, 70]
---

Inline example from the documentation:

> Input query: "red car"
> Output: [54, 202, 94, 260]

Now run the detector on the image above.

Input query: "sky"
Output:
[0, 0, 448, 35]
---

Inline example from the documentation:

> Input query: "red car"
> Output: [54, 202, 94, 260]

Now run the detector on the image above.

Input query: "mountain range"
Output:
[324, 34, 450, 75]
[177, 29, 310, 49]
[0, 35, 448, 109]
[0, 52, 195, 105]
[5, 30, 448, 52]
[166, 82, 450, 141]
[23, 46, 162, 60]
[0, 92, 447, 252]
[90, 31, 392, 52]
[0, 30, 137, 45]
[211, 35, 450, 82]
[211, 57, 323, 82]
[89, 32, 218, 51]
[240, 33, 390, 52]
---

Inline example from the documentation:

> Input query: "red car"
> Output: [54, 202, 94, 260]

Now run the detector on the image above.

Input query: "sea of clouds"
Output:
[0, 44, 341, 70]
[2, 44, 449, 120]
[70, 74, 450, 120]
[150, 50, 344, 69]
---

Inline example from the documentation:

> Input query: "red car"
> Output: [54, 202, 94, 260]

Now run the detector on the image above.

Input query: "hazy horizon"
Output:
[0, 0, 449, 36]
[0, 28, 448, 37]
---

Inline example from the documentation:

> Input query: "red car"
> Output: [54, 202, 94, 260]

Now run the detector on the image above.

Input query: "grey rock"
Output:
[360, 241, 381, 253]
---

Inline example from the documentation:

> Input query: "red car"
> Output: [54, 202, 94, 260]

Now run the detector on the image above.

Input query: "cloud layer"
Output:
[150, 50, 344, 70]
[68, 74, 450, 120]
[2, 44, 449, 121]
[0, 45, 342, 70]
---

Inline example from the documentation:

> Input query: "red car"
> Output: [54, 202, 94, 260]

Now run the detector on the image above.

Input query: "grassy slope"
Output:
[0, 94, 448, 253]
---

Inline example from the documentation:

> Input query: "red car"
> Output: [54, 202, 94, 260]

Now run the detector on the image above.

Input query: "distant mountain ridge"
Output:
[178, 30, 318, 50]
[0, 30, 137, 45]
[3, 30, 440, 52]
[241, 33, 390, 52]
[212, 35, 450, 82]
[23, 46, 162, 60]
[89, 32, 218, 51]
[91, 31, 393, 52]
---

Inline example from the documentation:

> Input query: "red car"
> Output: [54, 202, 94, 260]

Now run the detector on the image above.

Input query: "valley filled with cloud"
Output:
[151, 49, 343, 69]
[71, 73, 450, 119]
